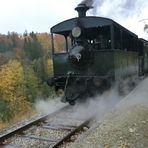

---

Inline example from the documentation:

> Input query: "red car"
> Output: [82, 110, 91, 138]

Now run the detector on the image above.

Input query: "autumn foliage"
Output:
[0, 60, 31, 121]
[0, 31, 60, 122]
[0, 60, 24, 101]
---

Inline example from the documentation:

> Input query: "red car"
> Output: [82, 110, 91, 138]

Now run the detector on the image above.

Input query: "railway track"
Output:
[0, 105, 92, 148]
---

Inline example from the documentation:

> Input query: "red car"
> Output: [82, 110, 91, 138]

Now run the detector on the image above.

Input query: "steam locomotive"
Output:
[47, 4, 148, 105]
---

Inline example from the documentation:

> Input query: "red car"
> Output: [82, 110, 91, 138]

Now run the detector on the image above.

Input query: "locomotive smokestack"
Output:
[75, 3, 93, 17]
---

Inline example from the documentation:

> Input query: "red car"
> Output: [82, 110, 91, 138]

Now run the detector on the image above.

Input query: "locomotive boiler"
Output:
[47, 3, 148, 105]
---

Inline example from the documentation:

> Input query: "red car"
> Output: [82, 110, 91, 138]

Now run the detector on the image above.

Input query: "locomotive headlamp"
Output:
[72, 27, 81, 38]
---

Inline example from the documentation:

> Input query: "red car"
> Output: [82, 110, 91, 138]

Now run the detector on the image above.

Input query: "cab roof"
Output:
[51, 16, 138, 38]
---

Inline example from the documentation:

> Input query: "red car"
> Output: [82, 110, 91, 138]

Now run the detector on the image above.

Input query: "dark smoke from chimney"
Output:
[79, 0, 104, 16]
[80, 0, 94, 7]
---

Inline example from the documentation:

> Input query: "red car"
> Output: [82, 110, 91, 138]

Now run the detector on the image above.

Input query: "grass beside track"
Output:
[0, 109, 37, 132]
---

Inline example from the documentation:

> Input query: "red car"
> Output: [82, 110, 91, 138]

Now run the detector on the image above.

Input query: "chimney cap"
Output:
[75, 3, 93, 17]
[75, 3, 93, 11]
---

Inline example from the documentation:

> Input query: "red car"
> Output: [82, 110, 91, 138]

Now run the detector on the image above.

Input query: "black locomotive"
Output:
[47, 4, 148, 105]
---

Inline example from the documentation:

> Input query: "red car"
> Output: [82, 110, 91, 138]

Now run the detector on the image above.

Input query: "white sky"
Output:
[0, 0, 148, 40]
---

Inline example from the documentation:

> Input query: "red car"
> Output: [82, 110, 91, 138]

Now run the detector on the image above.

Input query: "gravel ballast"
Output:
[70, 78, 148, 148]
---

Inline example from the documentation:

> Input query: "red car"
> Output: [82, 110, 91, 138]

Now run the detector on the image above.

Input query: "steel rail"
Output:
[52, 118, 91, 148]
[0, 105, 69, 144]
[0, 104, 93, 148]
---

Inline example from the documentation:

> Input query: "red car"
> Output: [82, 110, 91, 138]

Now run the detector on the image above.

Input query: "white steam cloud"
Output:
[70, 87, 123, 120]
[66, 76, 148, 124]
[35, 98, 67, 114]
[81, 0, 145, 17]
[118, 77, 148, 107]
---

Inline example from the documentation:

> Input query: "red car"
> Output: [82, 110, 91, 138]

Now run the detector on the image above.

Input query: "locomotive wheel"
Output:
[69, 100, 75, 105]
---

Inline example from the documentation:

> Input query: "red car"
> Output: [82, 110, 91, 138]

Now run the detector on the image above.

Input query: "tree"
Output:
[47, 59, 53, 75]
[23, 32, 43, 60]
[0, 100, 12, 122]
[54, 34, 66, 53]
[0, 34, 13, 52]
[24, 67, 39, 103]
[0, 60, 24, 101]
[36, 33, 52, 56]
[0, 60, 31, 121]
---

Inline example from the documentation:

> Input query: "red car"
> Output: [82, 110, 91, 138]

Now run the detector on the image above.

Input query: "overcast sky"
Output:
[0, 0, 148, 39]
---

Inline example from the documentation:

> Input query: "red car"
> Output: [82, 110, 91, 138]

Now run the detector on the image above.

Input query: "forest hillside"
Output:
[0, 31, 62, 124]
